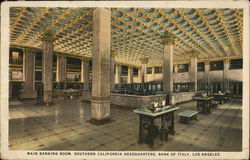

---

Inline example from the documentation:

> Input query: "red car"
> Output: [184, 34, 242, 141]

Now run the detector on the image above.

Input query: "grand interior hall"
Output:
[2, 4, 246, 152]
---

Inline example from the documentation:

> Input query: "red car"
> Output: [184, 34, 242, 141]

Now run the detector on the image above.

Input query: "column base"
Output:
[43, 92, 53, 106]
[82, 90, 91, 102]
[43, 101, 53, 107]
[170, 96, 176, 105]
[36, 99, 53, 106]
[91, 99, 110, 124]
[90, 117, 112, 125]
[166, 94, 175, 105]
[20, 90, 37, 99]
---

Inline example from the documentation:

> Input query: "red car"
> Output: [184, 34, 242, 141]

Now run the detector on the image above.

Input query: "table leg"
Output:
[185, 117, 190, 124]
[207, 105, 209, 114]
[196, 100, 199, 111]
[169, 112, 175, 135]
[197, 100, 203, 113]
[180, 117, 189, 124]
[202, 101, 205, 114]
[138, 116, 157, 148]
[209, 101, 212, 113]
[142, 117, 156, 148]
[194, 115, 197, 120]
[138, 115, 143, 144]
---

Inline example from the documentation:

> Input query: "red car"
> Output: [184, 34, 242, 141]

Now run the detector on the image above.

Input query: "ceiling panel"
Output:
[10, 7, 243, 66]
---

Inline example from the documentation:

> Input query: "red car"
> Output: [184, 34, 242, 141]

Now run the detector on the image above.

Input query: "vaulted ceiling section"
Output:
[10, 7, 243, 66]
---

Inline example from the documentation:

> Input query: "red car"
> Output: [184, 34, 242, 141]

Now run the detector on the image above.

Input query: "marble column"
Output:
[223, 59, 230, 92]
[163, 33, 175, 94]
[140, 58, 148, 83]
[9, 81, 12, 99]
[204, 60, 210, 93]
[91, 8, 111, 124]
[138, 68, 142, 82]
[174, 64, 178, 73]
[82, 58, 91, 101]
[42, 31, 54, 106]
[173, 64, 178, 82]
[20, 48, 36, 99]
[81, 58, 90, 89]
[152, 67, 155, 82]
[110, 53, 116, 92]
[188, 62, 191, 76]
[204, 60, 210, 85]
[56, 55, 66, 83]
[115, 65, 121, 88]
[127, 66, 134, 83]
[163, 33, 175, 104]
[190, 51, 198, 91]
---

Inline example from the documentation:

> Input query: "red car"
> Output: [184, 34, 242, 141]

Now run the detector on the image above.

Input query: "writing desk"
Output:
[134, 106, 179, 148]
[194, 97, 214, 114]
[212, 93, 225, 104]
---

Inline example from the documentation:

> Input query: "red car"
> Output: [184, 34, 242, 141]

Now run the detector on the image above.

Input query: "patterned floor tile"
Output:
[9, 98, 242, 151]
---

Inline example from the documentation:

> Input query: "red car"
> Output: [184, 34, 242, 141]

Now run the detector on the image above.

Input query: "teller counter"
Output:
[170, 91, 204, 105]
[79, 91, 204, 108]
[110, 93, 167, 108]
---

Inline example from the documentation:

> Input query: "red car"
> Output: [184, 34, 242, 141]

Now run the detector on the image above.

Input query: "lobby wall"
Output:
[145, 69, 242, 83]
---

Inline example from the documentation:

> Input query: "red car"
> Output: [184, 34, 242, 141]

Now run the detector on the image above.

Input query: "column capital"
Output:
[111, 52, 117, 57]
[57, 54, 66, 58]
[140, 57, 149, 64]
[223, 58, 230, 64]
[188, 50, 199, 58]
[162, 32, 176, 45]
[42, 30, 55, 43]
[204, 60, 210, 65]
[81, 57, 90, 62]
[24, 48, 36, 55]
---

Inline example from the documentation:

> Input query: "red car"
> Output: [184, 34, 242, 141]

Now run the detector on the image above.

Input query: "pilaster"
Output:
[223, 59, 230, 92]
[189, 50, 198, 91]
[20, 48, 36, 99]
[140, 57, 148, 83]
[56, 55, 66, 82]
[110, 52, 116, 92]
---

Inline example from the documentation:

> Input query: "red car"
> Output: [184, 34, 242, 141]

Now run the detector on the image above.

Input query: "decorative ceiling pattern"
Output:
[10, 7, 243, 66]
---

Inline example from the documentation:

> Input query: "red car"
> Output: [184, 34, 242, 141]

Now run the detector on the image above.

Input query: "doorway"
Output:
[229, 82, 242, 98]
[11, 82, 23, 99]
[210, 82, 223, 94]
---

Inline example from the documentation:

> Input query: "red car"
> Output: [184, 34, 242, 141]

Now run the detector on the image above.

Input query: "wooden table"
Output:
[133, 106, 179, 148]
[213, 93, 225, 104]
[177, 110, 198, 124]
[224, 92, 232, 102]
[194, 97, 214, 114]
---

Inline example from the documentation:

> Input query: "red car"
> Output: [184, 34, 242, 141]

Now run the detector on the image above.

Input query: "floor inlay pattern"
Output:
[9, 99, 242, 151]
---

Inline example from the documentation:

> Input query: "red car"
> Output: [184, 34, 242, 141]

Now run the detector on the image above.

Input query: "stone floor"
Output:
[9, 98, 242, 151]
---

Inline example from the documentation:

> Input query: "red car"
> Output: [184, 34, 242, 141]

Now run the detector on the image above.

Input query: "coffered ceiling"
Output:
[10, 7, 243, 66]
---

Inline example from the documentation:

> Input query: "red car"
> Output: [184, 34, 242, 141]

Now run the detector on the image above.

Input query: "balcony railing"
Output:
[197, 83, 208, 92]
[67, 64, 81, 71]
[35, 60, 42, 67]
[36, 81, 90, 91]
[9, 58, 23, 65]
[52, 82, 84, 90]
[173, 82, 195, 93]
[114, 82, 163, 95]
